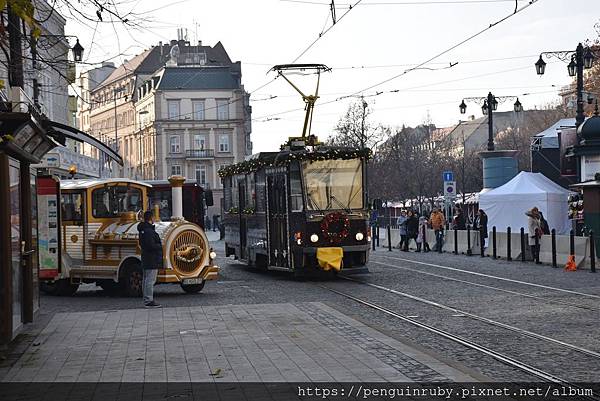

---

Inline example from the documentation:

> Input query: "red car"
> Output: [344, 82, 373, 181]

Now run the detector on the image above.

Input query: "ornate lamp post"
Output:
[535, 43, 598, 130]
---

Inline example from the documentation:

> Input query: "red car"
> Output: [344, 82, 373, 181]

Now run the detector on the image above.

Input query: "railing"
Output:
[185, 149, 215, 159]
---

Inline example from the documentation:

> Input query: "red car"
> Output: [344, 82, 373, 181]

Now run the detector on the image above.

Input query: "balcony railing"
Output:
[186, 149, 215, 159]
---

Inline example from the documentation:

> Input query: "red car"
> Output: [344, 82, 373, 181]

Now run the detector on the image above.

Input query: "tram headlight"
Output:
[310, 234, 319, 243]
[209, 251, 217, 260]
[355, 232, 364, 241]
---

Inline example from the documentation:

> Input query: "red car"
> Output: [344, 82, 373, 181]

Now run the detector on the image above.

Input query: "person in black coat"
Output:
[405, 210, 419, 251]
[138, 211, 163, 307]
[474, 209, 488, 248]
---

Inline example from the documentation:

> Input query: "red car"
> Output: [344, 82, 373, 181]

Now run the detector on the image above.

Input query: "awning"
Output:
[43, 121, 123, 166]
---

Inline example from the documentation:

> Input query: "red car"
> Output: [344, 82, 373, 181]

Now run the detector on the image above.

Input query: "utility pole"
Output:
[361, 97, 369, 207]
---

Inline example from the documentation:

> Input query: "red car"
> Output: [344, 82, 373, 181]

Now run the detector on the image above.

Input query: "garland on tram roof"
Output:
[218, 147, 373, 178]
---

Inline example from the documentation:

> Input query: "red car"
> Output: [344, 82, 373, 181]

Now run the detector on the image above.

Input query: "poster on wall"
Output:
[560, 127, 578, 177]
[36, 176, 60, 279]
[582, 155, 600, 182]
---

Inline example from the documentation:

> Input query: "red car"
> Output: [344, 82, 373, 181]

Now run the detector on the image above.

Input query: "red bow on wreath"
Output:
[320, 212, 350, 243]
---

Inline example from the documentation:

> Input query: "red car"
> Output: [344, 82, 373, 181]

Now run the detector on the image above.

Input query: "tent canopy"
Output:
[478, 171, 571, 234]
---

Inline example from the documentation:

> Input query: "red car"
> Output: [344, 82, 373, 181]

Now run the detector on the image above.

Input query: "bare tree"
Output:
[328, 99, 385, 150]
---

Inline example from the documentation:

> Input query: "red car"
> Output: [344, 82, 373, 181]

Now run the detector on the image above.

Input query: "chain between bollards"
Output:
[507, 227, 512, 261]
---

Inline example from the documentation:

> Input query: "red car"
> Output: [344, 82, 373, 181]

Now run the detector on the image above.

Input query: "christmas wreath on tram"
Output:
[320, 212, 350, 243]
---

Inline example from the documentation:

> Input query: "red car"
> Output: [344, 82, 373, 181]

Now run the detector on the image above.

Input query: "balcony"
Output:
[185, 149, 215, 159]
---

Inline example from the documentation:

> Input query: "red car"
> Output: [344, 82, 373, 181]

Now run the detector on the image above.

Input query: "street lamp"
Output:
[535, 43, 599, 129]
[459, 92, 523, 151]
[72, 39, 84, 62]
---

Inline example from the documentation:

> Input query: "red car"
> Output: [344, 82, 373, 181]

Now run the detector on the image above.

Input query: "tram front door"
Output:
[267, 173, 288, 267]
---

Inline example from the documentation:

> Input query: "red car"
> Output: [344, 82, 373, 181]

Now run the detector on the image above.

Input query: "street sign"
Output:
[444, 181, 457, 199]
[443, 171, 454, 182]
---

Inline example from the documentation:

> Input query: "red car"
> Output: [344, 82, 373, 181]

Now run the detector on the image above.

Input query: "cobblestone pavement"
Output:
[1, 303, 477, 383]
[1, 236, 599, 384]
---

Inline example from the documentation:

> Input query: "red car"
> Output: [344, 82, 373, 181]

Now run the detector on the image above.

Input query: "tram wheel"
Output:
[41, 279, 79, 296]
[180, 281, 205, 294]
[122, 263, 143, 297]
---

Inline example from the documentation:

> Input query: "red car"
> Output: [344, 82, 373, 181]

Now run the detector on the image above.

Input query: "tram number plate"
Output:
[183, 278, 203, 285]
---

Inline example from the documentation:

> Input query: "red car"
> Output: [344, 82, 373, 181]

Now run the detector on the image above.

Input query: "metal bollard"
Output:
[422, 224, 427, 252]
[467, 225, 472, 256]
[480, 228, 485, 257]
[376, 226, 380, 247]
[388, 225, 392, 252]
[590, 230, 596, 273]
[454, 228, 458, 255]
[507, 227, 512, 261]
[534, 233, 540, 264]
[492, 226, 497, 259]
[551, 229, 557, 268]
[372, 229, 376, 251]
[570, 229, 575, 257]
[520, 227, 526, 262]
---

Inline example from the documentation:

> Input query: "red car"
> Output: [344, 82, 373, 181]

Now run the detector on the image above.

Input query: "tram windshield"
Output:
[92, 186, 143, 218]
[302, 158, 363, 211]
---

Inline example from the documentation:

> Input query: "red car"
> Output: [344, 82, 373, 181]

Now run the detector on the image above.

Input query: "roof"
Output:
[60, 178, 152, 190]
[157, 67, 240, 90]
[96, 49, 153, 90]
[533, 118, 577, 148]
[480, 172, 571, 197]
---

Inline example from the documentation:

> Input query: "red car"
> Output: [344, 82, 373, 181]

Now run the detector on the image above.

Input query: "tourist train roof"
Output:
[60, 178, 152, 189]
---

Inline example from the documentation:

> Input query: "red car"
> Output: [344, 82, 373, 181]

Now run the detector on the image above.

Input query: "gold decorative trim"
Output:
[168, 175, 186, 187]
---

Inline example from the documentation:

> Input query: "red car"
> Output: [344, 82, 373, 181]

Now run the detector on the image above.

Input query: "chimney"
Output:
[198, 41, 202, 46]
[168, 175, 185, 220]
[469, 115, 475, 121]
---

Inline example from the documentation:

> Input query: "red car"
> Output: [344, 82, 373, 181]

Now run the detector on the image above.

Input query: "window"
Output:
[192, 100, 205, 120]
[61, 192, 83, 222]
[92, 186, 142, 218]
[218, 134, 230, 153]
[289, 162, 303, 212]
[167, 100, 180, 120]
[193, 134, 206, 150]
[171, 164, 182, 176]
[169, 135, 180, 153]
[195, 164, 207, 185]
[217, 99, 229, 120]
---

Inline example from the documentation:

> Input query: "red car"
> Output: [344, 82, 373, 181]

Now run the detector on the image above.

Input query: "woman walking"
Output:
[416, 215, 430, 252]
[526, 207, 543, 264]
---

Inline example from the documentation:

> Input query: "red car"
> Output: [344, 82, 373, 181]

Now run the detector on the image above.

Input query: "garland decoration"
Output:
[218, 147, 373, 178]
[320, 212, 350, 244]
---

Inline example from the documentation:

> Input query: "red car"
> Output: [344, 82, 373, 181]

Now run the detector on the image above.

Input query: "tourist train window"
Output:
[61, 192, 83, 222]
[92, 186, 142, 218]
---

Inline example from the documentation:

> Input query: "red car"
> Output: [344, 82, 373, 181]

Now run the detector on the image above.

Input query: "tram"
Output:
[221, 137, 371, 276]
[37, 175, 219, 296]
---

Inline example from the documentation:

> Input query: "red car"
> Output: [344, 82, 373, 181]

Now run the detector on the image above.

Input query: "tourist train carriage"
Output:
[221, 137, 371, 276]
[37, 175, 219, 296]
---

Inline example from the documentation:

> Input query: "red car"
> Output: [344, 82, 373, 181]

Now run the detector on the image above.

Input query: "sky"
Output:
[65, 0, 600, 153]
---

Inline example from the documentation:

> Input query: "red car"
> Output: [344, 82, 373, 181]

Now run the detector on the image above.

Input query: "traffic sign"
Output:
[444, 181, 457, 199]
[443, 171, 454, 182]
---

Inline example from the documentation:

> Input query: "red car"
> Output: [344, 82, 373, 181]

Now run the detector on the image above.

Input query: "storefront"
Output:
[0, 101, 122, 345]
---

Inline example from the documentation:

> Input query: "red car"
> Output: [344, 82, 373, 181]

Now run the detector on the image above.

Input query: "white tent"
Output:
[478, 172, 571, 234]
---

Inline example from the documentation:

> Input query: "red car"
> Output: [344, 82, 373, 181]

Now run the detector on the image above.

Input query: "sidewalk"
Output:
[1, 302, 480, 384]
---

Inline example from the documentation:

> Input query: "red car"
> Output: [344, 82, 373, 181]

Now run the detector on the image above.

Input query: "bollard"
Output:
[466, 225, 472, 256]
[520, 227, 526, 262]
[551, 229, 557, 268]
[570, 229, 575, 257]
[506, 227, 512, 261]
[454, 228, 458, 255]
[388, 225, 392, 252]
[422, 224, 427, 252]
[376, 226, 380, 247]
[372, 229, 376, 251]
[590, 230, 596, 273]
[480, 228, 485, 257]
[492, 226, 497, 259]
[534, 232, 540, 264]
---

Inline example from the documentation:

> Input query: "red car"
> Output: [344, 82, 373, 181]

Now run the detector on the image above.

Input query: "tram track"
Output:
[367, 259, 600, 312]
[320, 284, 600, 401]
[371, 253, 600, 300]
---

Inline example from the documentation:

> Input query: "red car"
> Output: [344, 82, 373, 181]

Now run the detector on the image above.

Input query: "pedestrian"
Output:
[212, 214, 219, 232]
[396, 210, 408, 250]
[474, 209, 488, 248]
[539, 211, 550, 235]
[416, 215, 430, 252]
[406, 210, 419, 251]
[453, 208, 466, 230]
[526, 207, 543, 264]
[138, 211, 163, 308]
[430, 208, 446, 253]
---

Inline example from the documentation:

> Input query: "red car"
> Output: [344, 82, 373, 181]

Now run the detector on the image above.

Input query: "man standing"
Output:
[212, 214, 219, 232]
[138, 211, 163, 308]
[396, 210, 408, 250]
[430, 208, 446, 253]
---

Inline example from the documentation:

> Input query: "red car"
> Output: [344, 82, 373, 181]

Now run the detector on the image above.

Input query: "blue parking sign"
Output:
[443, 171, 454, 182]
